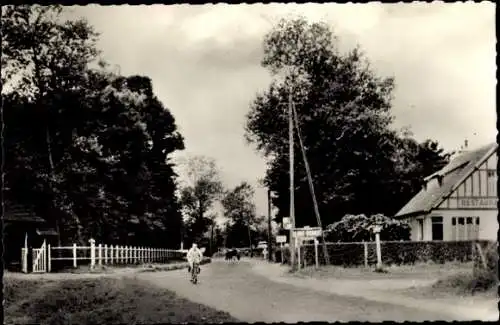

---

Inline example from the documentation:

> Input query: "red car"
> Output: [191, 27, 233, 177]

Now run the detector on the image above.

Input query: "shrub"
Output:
[324, 213, 410, 243]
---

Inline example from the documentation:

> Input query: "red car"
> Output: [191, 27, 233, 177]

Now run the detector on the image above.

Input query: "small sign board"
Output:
[283, 217, 291, 230]
[458, 198, 498, 209]
[276, 235, 287, 243]
[294, 227, 322, 238]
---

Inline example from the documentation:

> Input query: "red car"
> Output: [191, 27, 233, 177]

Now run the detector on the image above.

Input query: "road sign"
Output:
[276, 235, 287, 243]
[293, 227, 322, 238]
[283, 217, 291, 230]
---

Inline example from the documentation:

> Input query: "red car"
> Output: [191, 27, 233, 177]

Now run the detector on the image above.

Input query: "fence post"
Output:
[314, 239, 319, 268]
[104, 244, 108, 264]
[120, 246, 124, 264]
[89, 238, 96, 270]
[374, 227, 382, 270]
[297, 244, 301, 270]
[98, 244, 102, 266]
[110, 245, 113, 264]
[116, 245, 120, 264]
[364, 241, 368, 268]
[126, 246, 130, 264]
[47, 244, 51, 273]
[73, 243, 77, 268]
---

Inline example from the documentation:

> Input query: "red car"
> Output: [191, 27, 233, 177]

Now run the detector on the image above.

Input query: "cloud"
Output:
[65, 3, 496, 219]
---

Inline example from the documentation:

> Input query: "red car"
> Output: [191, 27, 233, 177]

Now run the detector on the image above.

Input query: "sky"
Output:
[65, 2, 496, 221]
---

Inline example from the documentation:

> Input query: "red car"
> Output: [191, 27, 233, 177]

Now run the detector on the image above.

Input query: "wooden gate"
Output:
[32, 240, 47, 273]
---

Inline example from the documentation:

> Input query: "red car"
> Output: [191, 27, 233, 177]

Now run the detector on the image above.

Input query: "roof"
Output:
[36, 228, 59, 236]
[395, 142, 498, 218]
[3, 204, 46, 223]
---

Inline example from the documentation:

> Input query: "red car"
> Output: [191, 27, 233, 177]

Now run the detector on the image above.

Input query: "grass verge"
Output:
[4, 275, 237, 324]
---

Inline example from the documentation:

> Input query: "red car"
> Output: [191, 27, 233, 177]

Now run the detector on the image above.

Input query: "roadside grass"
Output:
[290, 260, 498, 299]
[292, 260, 473, 281]
[4, 275, 238, 325]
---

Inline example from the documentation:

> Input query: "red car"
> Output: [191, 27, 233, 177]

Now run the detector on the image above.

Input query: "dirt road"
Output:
[137, 259, 462, 322]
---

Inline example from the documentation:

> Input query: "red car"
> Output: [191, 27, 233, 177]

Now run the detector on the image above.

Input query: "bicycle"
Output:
[190, 262, 200, 284]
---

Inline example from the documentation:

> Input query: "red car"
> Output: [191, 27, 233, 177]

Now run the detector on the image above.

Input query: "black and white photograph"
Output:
[2, 2, 497, 324]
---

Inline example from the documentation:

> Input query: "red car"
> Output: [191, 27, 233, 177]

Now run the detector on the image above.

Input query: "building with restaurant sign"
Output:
[395, 142, 498, 241]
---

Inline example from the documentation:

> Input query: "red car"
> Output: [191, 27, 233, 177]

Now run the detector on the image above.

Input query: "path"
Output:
[137, 258, 471, 322]
[250, 259, 498, 322]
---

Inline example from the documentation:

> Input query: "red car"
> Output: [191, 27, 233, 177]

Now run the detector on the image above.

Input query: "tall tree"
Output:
[179, 156, 224, 244]
[245, 17, 450, 227]
[2, 6, 185, 247]
[2, 5, 100, 246]
[221, 182, 262, 252]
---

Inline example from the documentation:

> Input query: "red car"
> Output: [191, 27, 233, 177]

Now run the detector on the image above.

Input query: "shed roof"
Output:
[3, 204, 46, 223]
[395, 142, 497, 218]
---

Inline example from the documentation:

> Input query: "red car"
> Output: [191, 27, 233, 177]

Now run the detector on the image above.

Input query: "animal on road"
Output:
[225, 249, 240, 262]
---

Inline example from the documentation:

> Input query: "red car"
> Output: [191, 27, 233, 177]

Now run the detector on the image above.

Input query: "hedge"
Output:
[279, 240, 496, 267]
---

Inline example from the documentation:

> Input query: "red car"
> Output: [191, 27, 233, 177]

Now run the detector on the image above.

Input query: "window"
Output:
[451, 217, 457, 241]
[431, 217, 443, 241]
[466, 217, 473, 240]
[452, 216, 479, 240]
[487, 170, 497, 196]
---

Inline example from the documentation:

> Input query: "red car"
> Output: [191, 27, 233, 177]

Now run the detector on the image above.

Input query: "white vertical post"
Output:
[47, 244, 51, 273]
[132, 247, 136, 264]
[89, 238, 96, 270]
[104, 244, 108, 264]
[116, 245, 120, 264]
[297, 244, 301, 270]
[120, 246, 124, 264]
[110, 245, 113, 264]
[148, 248, 151, 263]
[314, 239, 319, 268]
[364, 241, 368, 268]
[374, 226, 382, 270]
[73, 243, 77, 268]
[98, 244, 102, 266]
[125, 246, 129, 264]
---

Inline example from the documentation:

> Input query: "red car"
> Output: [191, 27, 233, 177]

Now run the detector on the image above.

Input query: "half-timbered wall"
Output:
[438, 151, 497, 211]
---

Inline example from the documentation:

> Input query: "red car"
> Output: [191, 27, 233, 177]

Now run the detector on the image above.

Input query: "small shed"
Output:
[4, 202, 58, 272]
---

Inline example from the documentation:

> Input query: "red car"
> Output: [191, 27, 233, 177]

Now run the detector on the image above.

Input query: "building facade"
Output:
[396, 142, 498, 241]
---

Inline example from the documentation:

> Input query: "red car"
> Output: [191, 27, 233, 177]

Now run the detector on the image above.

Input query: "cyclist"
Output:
[187, 243, 203, 278]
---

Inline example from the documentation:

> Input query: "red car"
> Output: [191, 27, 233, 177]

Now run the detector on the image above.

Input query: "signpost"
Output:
[283, 217, 291, 230]
[293, 227, 322, 239]
[276, 235, 287, 244]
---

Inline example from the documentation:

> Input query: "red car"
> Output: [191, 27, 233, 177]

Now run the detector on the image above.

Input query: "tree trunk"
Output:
[210, 221, 214, 254]
[247, 223, 253, 257]
[46, 127, 63, 251]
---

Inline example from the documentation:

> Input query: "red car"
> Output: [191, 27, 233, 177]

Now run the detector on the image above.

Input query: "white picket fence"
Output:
[23, 238, 186, 273]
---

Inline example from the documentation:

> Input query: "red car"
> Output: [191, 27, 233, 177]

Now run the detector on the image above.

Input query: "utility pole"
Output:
[288, 91, 296, 270]
[267, 189, 272, 262]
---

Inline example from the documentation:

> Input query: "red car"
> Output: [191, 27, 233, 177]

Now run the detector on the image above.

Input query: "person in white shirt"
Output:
[187, 243, 203, 274]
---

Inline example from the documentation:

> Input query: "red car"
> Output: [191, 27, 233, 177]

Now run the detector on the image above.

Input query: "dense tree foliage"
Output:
[324, 214, 411, 242]
[245, 17, 451, 227]
[2, 5, 184, 248]
[179, 155, 224, 245]
[221, 182, 266, 249]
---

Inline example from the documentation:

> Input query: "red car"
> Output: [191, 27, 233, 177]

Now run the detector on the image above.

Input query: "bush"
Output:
[324, 214, 410, 243]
